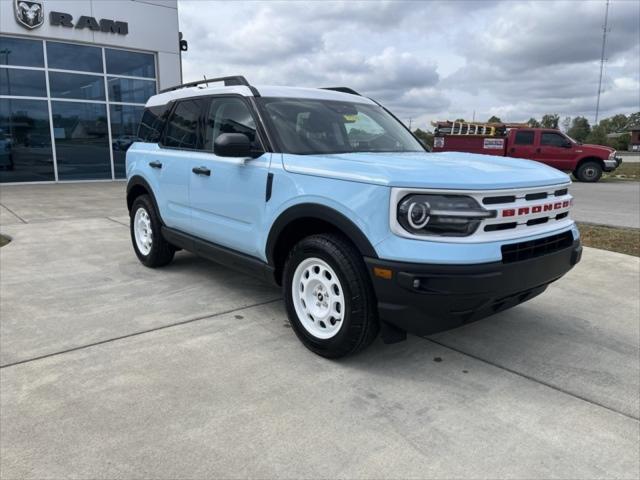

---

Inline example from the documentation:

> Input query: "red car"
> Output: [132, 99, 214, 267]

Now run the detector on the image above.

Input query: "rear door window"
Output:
[514, 130, 535, 145]
[162, 98, 207, 150]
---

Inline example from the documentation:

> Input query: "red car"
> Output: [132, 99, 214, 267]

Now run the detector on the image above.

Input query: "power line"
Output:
[595, 0, 610, 125]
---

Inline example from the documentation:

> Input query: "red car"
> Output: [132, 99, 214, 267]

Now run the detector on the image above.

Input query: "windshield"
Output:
[259, 97, 424, 155]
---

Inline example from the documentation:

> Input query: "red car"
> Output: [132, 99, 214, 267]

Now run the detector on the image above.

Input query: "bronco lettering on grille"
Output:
[502, 200, 570, 218]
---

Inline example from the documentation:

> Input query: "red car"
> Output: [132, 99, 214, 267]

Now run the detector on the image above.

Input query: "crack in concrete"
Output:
[0, 298, 282, 369]
[0, 203, 28, 224]
[424, 337, 640, 422]
[106, 217, 129, 227]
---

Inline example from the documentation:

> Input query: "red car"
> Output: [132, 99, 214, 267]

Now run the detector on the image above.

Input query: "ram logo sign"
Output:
[14, 0, 44, 30]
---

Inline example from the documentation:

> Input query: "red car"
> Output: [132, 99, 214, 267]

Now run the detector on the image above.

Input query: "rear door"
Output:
[536, 131, 576, 170]
[507, 130, 537, 160]
[154, 98, 208, 232]
[188, 95, 271, 258]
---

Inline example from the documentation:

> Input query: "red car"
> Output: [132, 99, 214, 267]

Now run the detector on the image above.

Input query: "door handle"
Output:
[149, 160, 162, 169]
[509, 147, 515, 153]
[192, 166, 211, 176]
[536, 148, 541, 153]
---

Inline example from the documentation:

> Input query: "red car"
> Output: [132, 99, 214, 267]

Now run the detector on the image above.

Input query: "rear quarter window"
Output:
[138, 105, 170, 143]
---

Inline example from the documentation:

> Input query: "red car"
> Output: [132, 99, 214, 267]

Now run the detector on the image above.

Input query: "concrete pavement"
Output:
[1, 183, 639, 479]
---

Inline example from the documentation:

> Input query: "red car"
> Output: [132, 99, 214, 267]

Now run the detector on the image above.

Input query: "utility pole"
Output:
[408, 118, 412, 130]
[595, 0, 610, 125]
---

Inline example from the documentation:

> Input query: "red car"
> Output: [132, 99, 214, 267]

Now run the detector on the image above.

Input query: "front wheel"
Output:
[574, 161, 603, 182]
[283, 233, 379, 358]
[130, 194, 175, 268]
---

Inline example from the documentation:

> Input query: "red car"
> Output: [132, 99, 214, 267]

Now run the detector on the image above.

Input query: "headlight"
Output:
[609, 150, 616, 159]
[397, 194, 495, 237]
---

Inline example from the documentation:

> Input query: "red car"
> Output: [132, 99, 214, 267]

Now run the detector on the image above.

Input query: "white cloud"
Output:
[178, 0, 640, 129]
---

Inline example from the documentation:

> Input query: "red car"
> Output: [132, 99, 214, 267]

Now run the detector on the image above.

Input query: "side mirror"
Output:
[563, 141, 572, 148]
[214, 133, 261, 158]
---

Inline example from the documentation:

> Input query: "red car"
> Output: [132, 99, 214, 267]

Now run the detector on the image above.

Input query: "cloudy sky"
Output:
[178, 0, 640, 130]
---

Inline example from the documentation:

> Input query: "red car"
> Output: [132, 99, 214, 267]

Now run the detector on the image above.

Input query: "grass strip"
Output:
[577, 222, 639, 257]
[603, 162, 640, 181]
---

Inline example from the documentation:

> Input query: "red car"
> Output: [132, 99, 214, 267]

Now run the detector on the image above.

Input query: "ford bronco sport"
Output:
[126, 76, 582, 358]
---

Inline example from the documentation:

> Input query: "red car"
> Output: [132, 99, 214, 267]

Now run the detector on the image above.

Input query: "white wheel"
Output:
[291, 257, 345, 339]
[133, 207, 153, 256]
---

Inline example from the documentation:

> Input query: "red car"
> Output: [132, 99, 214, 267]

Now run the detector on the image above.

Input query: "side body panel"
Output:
[126, 142, 191, 232]
[189, 152, 272, 258]
[506, 129, 539, 161]
[534, 131, 578, 170]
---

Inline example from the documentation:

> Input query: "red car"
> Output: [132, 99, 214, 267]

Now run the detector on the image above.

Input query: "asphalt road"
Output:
[570, 180, 640, 228]
[1, 182, 638, 479]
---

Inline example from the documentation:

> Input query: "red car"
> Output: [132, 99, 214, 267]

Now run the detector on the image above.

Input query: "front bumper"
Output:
[604, 156, 622, 171]
[365, 238, 582, 337]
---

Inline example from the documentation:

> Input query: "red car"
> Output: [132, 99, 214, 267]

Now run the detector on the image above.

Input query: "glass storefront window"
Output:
[0, 68, 47, 97]
[0, 37, 44, 68]
[49, 72, 105, 101]
[107, 77, 155, 104]
[110, 104, 144, 178]
[52, 102, 111, 180]
[0, 35, 157, 182]
[46, 42, 103, 73]
[0, 99, 55, 182]
[105, 49, 155, 78]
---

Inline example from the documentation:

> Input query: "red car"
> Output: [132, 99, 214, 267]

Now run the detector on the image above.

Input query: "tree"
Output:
[454, 118, 465, 123]
[540, 114, 560, 129]
[567, 116, 591, 143]
[527, 117, 541, 128]
[598, 113, 628, 134]
[487, 115, 502, 123]
[413, 128, 434, 148]
[585, 124, 608, 146]
[610, 133, 631, 151]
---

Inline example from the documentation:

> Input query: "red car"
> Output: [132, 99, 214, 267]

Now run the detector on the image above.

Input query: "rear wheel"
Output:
[575, 161, 603, 182]
[283, 233, 379, 358]
[130, 194, 175, 268]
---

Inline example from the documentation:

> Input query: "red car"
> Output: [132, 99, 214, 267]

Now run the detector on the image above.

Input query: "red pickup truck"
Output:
[431, 121, 622, 182]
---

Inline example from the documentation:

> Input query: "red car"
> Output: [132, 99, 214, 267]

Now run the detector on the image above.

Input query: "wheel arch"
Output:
[266, 203, 378, 285]
[126, 175, 162, 222]
[574, 156, 604, 172]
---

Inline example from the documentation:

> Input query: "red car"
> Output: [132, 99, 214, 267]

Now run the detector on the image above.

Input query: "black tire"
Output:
[574, 161, 603, 182]
[130, 194, 175, 268]
[283, 233, 379, 358]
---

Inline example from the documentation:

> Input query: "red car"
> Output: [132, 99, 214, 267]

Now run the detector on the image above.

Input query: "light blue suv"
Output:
[126, 76, 582, 358]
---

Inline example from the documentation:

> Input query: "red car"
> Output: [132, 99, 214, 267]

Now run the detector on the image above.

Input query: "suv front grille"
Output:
[501, 231, 573, 263]
[480, 184, 573, 237]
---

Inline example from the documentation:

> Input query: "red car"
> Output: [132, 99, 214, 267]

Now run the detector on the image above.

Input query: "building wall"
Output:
[0, 0, 181, 89]
[0, 0, 182, 183]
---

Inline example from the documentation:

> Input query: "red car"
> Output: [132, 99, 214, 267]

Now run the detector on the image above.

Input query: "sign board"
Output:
[14, 0, 128, 34]
[483, 138, 505, 150]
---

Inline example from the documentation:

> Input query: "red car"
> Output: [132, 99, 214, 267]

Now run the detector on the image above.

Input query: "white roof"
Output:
[146, 84, 377, 107]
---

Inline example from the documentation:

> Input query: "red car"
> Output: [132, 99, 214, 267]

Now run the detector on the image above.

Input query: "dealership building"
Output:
[0, 0, 182, 183]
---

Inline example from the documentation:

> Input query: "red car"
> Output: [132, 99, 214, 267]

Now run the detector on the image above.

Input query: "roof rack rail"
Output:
[322, 87, 362, 96]
[160, 75, 260, 97]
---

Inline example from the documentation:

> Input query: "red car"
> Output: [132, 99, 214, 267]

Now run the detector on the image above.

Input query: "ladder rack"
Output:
[432, 121, 528, 137]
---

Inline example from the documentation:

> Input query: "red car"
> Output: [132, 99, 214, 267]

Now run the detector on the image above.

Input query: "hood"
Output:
[282, 151, 570, 190]
[578, 143, 614, 155]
